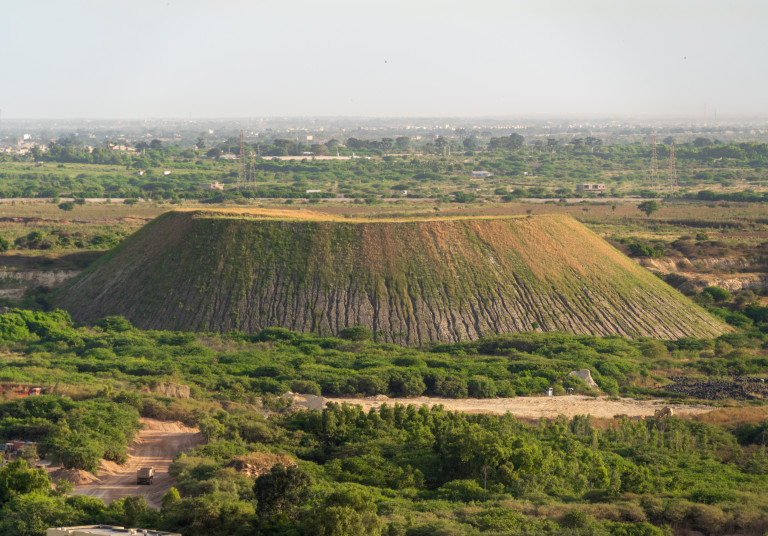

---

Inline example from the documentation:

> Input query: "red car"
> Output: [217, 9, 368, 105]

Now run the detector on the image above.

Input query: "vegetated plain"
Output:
[0, 136, 767, 536]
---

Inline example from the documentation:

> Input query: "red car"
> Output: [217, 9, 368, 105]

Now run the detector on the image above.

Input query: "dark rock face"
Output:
[53, 210, 729, 345]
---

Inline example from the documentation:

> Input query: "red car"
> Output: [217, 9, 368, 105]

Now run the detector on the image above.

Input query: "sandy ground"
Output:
[70, 418, 203, 508]
[317, 395, 713, 419]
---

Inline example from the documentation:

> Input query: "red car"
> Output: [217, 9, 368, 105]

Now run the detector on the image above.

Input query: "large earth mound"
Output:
[53, 209, 728, 344]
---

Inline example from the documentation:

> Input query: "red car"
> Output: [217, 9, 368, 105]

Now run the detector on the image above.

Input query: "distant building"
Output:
[471, 171, 493, 177]
[576, 183, 606, 193]
[305, 189, 321, 194]
[47, 526, 181, 536]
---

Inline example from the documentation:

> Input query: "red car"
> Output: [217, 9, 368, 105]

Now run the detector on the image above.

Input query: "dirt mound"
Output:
[54, 209, 728, 344]
[285, 391, 326, 411]
[228, 452, 297, 477]
[50, 468, 101, 485]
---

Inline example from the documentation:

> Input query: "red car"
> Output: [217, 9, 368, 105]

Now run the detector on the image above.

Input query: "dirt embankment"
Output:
[0, 269, 80, 299]
[296, 394, 713, 420]
[69, 418, 203, 508]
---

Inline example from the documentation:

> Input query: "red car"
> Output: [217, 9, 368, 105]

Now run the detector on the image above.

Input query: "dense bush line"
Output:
[1, 310, 768, 407]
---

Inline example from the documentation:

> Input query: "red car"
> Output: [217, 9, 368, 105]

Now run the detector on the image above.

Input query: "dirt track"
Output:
[320, 395, 714, 419]
[71, 418, 203, 508]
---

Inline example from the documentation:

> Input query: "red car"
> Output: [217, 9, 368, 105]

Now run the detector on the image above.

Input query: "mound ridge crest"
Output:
[54, 209, 727, 344]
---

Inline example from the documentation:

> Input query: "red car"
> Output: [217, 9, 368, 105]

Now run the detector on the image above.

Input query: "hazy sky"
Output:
[2, 0, 767, 119]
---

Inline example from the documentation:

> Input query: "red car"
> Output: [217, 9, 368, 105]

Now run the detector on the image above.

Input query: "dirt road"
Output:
[71, 418, 203, 508]
[318, 395, 713, 420]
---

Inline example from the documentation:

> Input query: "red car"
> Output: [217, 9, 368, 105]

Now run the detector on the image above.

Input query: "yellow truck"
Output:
[137, 467, 154, 485]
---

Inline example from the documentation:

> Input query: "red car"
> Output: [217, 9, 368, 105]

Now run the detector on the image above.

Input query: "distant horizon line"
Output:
[2, 114, 768, 123]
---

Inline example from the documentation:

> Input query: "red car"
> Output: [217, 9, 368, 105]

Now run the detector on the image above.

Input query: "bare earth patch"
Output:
[320, 395, 714, 420]
[70, 418, 203, 508]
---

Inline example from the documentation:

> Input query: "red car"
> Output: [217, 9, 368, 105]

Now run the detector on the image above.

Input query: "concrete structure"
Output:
[47, 526, 181, 536]
[199, 181, 225, 190]
[471, 170, 493, 177]
[576, 183, 606, 192]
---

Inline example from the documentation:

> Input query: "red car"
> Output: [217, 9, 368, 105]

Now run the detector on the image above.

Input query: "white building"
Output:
[48, 526, 181, 536]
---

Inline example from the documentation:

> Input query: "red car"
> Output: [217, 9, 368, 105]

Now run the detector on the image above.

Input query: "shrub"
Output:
[438, 479, 485, 502]
[702, 286, 731, 302]
[289, 380, 321, 396]
[95, 316, 133, 332]
[467, 377, 497, 398]
[561, 509, 592, 528]
[388, 373, 426, 397]
[339, 325, 373, 341]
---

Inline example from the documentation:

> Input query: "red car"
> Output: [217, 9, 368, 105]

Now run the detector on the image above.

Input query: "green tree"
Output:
[58, 202, 75, 212]
[0, 493, 77, 536]
[0, 460, 51, 505]
[637, 200, 660, 216]
[394, 137, 410, 151]
[693, 137, 713, 147]
[253, 464, 311, 517]
[309, 487, 381, 536]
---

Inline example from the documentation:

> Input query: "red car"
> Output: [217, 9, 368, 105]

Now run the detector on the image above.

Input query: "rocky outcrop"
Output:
[638, 256, 768, 292]
[149, 382, 191, 399]
[0, 269, 80, 299]
[53, 209, 729, 345]
[568, 369, 599, 390]
[228, 452, 297, 477]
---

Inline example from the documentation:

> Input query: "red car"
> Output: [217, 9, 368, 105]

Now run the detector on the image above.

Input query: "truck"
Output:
[137, 467, 154, 485]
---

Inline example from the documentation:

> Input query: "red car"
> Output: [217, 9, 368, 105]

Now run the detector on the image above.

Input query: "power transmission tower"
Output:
[238, 130, 245, 187]
[249, 152, 255, 186]
[668, 141, 677, 190]
[648, 132, 659, 188]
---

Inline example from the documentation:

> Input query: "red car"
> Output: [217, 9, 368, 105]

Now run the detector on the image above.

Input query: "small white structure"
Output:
[471, 170, 493, 177]
[545, 387, 554, 397]
[576, 183, 606, 192]
[47, 526, 181, 536]
[306, 189, 321, 194]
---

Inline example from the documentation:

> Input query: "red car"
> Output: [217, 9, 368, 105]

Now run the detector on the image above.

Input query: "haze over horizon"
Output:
[3, 0, 767, 120]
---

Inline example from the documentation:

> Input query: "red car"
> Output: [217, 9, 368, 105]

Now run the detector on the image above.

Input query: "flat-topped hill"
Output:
[53, 209, 728, 344]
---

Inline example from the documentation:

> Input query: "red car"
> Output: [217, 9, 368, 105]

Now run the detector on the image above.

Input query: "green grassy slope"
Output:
[53, 210, 728, 344]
